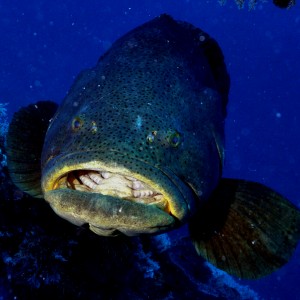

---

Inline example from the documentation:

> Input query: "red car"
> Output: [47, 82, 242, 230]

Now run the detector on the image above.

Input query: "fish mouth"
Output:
[55, 169, 169, 213]
[42, 151, 193, 236]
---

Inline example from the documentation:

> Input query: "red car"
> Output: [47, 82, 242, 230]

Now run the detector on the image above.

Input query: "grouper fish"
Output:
[6, 14, 300, 279]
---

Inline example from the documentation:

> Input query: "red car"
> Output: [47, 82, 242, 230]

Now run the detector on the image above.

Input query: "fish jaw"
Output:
[41, 151, 196, 236]
[44, 189, 176, 236]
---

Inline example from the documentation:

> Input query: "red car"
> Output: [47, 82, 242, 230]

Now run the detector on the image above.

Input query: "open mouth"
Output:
[54, 170, 170, 213]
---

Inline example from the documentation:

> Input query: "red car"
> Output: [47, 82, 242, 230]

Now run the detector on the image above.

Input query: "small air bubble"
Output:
[199, 35, 206, 42]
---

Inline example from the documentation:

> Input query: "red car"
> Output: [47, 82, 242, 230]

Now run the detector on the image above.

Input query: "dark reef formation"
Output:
[220, 0, 295, 9]
[0, 138, 258, 300]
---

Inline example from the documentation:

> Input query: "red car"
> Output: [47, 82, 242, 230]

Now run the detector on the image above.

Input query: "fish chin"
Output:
[44, 187, 177, 237]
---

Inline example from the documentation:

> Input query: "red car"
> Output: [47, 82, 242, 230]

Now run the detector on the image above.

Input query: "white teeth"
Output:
[154, 194, 163, 201]
[132, 181, 144, 190]
[88, 173, 103, 184]
[73, 170, 165, 209]
[79, 175, 97, 190]
[101, 171, 111, 179]
[133, 190, 153, 198]
[133, 190, 141, 198]
[145, 190, 153, 197]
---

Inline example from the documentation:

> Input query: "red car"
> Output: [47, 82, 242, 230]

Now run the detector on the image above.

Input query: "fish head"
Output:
[41, 80, 223, 237]
[40, 104, 190, 236]
[40, 15, 226, 237]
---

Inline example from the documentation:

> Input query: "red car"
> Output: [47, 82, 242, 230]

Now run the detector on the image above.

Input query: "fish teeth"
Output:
[154, 194, 163, 201]
[101, 171, 111, 179]
[133, 190, 153, 198]
[79, 174, 97, 190]
[88, 173, 103, 184]
[133, 190, 141, 198]
[132, 180, 144, 190]
[145, 190, 153, 197]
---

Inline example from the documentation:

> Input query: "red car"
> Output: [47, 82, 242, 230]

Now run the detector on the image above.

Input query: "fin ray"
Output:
[6, 101, 58, 197]
[189, 178, 300, 279]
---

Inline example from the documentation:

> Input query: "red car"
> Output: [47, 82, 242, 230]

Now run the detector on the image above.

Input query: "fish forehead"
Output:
[42, 16, 220, 168]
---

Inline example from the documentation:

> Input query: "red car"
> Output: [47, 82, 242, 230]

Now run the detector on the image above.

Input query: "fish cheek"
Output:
[174, 138, 221, 207]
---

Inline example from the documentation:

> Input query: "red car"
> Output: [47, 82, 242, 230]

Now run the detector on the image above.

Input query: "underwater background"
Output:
[0, 0, 299, 299]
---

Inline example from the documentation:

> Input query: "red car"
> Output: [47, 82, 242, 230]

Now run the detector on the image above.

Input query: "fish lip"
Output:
[44, 188, 177, 236]
[42, 149, 194, 222]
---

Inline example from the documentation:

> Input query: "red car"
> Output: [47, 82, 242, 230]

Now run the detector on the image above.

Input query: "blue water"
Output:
[1, 1, 300, 299]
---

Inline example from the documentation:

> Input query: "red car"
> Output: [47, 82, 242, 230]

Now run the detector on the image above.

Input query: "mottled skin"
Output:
[41, 15, 229, 236]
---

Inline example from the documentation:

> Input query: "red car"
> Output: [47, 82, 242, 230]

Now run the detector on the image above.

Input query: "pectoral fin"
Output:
[6, 101, 58, 197]
[189, 178, 300, 279]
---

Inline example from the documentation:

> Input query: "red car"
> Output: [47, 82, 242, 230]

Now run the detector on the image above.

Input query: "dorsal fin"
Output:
[6, 101, 58, 197]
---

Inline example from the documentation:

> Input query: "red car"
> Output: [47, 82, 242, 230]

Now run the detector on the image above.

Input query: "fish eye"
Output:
[72, 117, 83, 131]
[168, 131, 182, 147]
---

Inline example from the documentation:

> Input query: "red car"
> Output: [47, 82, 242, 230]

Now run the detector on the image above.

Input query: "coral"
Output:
[2, 227, 75, 288]
[204, 262, 259, 300]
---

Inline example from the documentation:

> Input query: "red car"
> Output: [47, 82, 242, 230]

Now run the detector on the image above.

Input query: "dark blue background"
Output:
[1, 1, 299, 299]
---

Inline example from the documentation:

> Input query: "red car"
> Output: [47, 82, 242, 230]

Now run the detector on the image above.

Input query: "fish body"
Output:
[6, 14, 300, 279]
